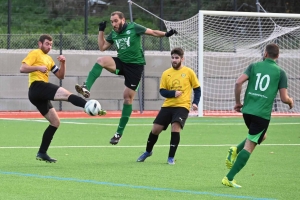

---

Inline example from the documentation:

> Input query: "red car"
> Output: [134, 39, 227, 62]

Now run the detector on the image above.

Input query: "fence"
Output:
[0, 34, 170, 51]
[0, 34, 172, 112]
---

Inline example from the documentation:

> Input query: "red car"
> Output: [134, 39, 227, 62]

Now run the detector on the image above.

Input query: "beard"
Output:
[172, 61, 181, 69]
[114, 23, 123, 33]
[41, 46, 50, 54]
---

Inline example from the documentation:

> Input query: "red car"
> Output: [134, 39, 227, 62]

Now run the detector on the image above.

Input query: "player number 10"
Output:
[255, 73, 270, 91]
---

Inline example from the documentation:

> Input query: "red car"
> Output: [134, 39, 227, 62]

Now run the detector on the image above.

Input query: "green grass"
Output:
[0, 117, 299, 200]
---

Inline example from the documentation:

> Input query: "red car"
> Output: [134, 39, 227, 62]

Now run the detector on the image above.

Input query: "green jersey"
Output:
[242, 58, 288, 120]
[106, 22, 147, 65]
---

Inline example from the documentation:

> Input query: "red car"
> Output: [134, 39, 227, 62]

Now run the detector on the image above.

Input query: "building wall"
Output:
[0, 50, 171, 111]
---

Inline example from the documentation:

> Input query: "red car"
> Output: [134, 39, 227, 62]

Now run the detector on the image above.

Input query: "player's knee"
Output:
[97, 57, 106, 66]
[171, 122, 182, 132]
[123, 93, 135, 104]
[50, 119, 60, 128]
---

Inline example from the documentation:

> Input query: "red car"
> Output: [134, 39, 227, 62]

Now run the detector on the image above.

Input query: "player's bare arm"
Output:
[145, 28, 166, 37]
[20, 63, 47, 73]
[279, 88, 294, 109]
[234, 74, 248, 112]
[98, 31, 111, 51]
[145, 28, 178, 37]
[97, 21, 111, 51]
[54, 55, 66, 79]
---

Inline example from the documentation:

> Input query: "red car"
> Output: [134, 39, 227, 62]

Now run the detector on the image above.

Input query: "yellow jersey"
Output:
[160, 66, 200, 110]
[22, 49, 58, 87]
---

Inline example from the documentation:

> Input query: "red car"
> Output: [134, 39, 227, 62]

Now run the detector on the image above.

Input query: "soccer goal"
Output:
[164, 11, 300, 117]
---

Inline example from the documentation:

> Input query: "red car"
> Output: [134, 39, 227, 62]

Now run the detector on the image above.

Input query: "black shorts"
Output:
[243, 113, 270, 144]
[153, 107, 189, 130]
[28, 81, 59, 116]
[112, 57, 144, 91]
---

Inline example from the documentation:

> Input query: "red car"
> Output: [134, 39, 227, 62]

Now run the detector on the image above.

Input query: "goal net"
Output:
[164, 11, 300, 116]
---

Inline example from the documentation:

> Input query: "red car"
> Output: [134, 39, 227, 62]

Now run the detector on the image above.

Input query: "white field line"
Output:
[1, 118, 300, 126]
[0, 144, 299, 149]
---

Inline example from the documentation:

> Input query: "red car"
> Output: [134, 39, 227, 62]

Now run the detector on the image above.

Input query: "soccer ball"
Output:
[84, 99, 101, 116]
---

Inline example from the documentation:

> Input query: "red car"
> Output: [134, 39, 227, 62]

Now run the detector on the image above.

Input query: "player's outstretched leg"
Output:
[226, 146, 237, 169]
[36, 152, 57, 163]
[75, 82, 90, 98]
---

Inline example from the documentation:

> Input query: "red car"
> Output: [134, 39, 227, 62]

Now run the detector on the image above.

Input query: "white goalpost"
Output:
[164, 11, 300, 117]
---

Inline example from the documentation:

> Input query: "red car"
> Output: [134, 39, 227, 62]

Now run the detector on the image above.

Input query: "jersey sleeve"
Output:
[159, 71, 168, 89]
[278, 68, 288, 89]
[106, 32, 114, 44]
[134, 23, 147, 35]
[22, 50, 37, 66]
[189, 68, 200, 88]
[244, 63, 254, 76]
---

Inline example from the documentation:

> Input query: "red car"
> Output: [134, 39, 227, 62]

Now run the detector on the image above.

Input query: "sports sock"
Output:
[226, 149, 251, 181]
[146, 132, 159, 153]
[236, 139, 246, 153]
[38, 125, 57, 153]
[116, 104, 132, 135]
[85, 63, 103, 90]
[68, 94, 87, 108]
[169, 132, 180, 157]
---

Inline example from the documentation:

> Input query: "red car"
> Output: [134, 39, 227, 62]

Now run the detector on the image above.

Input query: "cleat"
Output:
[36, 152, 57, 163]
[137, 151, 153, 162]
[75, 82, 90, 98]
[110, 133, 122, 145]
[222, 177, 242, 188]
[226, 146, 237, 169]
[167, 157, 175, 165]
[98, 109, 107, 116]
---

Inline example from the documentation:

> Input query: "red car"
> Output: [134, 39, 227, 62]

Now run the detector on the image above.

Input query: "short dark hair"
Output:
[265, 43, 279, 59]
[171, 47, 184, 58]
[39, 34, 52, 43]
[111, 11, 125, 19]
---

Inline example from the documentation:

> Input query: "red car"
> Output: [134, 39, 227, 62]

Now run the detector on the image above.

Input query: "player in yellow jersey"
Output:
[20, 34, 105, 163]
[137, 47, 201, 164]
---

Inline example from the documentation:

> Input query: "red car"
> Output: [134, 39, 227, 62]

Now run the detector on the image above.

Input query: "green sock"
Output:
[116, 104, 132, 135]
[226, 149, 251, 181]
[85, 63, 103, 90]
[237, 139, 246, 153]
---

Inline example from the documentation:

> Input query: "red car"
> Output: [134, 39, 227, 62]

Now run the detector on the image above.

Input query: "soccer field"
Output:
[0, 117, 299, 200]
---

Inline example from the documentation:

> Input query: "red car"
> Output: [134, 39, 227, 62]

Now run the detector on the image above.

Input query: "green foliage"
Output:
[1, 0, 299, 35]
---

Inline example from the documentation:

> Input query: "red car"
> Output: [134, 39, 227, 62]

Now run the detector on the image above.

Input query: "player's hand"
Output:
[288, 97, 294, 109]
[175, 91, 182, 97]
[57, 55, 66, 63]
[192, 103, 198, 111]
[165, 28, 178, 37]
[234, 103, 243, 112]
[39, 66, 48, 73]
[99, 21, 107, 31]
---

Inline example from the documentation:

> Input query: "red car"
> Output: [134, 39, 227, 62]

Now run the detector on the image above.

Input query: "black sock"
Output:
[169, 132, 180, 158]
[38, 125, 58, 153]
[146, 132, 158, 153]
[68, 94, 87, 108]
